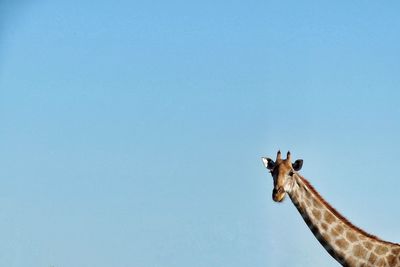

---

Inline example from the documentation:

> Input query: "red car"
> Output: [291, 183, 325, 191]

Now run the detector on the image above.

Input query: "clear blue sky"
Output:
[1, 1, 400, 266]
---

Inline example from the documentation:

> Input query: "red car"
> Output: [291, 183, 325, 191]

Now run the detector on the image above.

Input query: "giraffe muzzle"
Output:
[272, 187, 286, 202]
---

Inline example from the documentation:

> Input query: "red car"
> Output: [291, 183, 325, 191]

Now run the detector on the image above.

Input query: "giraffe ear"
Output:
[262, 157, 275, 170]
[292, 159, 303, 171]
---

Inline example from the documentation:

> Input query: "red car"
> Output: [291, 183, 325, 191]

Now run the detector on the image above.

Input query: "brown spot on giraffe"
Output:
[335, 238, 350, 250]
[330, 227, 339, 236]
[324, 211, 335, 224]
[312, 209, 321, 220]
[353, 244, 367, 258]
[346, 231, 358, 242]
[363, 241, 373, 250]
[388, 254, 398, 266]
[375, 245, 389, 255]
[321, 222, 328, 231]
[368, 252, 377, 264]
[392, 247, 400, 255]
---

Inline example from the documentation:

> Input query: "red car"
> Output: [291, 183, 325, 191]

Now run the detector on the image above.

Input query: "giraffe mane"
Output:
[298, 175, 399, 246]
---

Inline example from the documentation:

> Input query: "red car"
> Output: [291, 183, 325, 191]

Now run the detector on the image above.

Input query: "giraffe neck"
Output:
[288, 175, 400, 267]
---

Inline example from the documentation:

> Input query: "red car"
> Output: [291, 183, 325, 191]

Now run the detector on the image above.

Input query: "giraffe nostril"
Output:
[273, 187, 283, 195]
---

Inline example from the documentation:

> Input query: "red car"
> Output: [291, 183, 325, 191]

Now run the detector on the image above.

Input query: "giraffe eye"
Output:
[289, 170, 294, 176]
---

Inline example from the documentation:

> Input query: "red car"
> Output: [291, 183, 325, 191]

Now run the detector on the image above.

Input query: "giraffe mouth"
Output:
[272, 187, 286, 202]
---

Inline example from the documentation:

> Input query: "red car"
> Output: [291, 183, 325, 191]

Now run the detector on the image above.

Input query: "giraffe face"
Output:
[262, 151, 303, 202]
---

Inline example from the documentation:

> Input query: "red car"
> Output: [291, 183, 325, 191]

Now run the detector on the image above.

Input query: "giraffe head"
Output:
[262, 151, 303, 202]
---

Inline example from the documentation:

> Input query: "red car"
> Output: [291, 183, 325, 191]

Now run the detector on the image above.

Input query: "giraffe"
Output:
[261, 151, 400, 267]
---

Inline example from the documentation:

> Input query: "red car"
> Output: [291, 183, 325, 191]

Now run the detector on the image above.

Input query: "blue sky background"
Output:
[1, 1, 400, 266]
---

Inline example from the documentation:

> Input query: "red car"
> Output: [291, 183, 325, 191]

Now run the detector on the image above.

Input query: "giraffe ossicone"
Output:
[262, 151, 400, 267]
